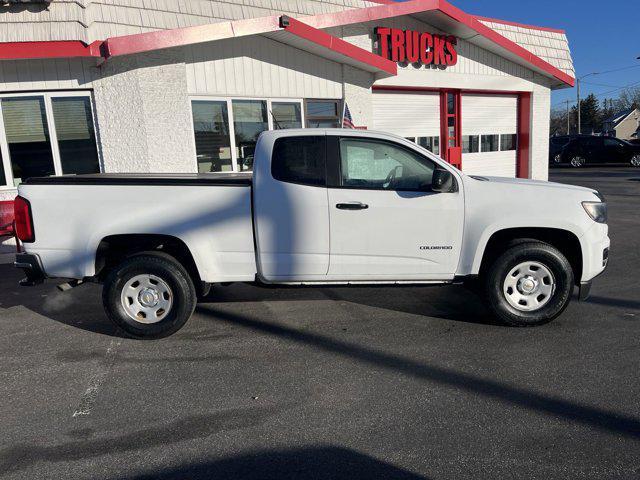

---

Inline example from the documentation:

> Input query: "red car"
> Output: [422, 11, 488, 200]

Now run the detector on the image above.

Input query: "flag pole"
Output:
[341, 99, 346, 128]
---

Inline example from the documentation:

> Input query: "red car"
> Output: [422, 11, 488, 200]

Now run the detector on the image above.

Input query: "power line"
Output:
[592, 64, 640, 75]
[552, 79, 640, 107]
[581, 81, 624, 89]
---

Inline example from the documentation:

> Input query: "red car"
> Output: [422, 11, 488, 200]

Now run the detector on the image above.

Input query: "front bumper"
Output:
[578, 245, 609, 301]
[14, 253, 47, 286]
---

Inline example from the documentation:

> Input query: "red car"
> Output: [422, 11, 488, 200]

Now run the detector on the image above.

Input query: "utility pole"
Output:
[565, 100, 570, 134]
[576, 79, 580, 134]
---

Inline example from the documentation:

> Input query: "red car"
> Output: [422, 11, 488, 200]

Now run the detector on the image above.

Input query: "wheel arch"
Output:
[475, 227, 583, 285]
[95, 234, 205, 291]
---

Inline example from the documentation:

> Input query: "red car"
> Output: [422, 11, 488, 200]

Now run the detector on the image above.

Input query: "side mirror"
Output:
[431, 168, 455, 193]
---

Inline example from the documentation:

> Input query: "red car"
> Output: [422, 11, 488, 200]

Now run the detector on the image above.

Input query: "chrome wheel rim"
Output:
[570, 156, 584, 167]
[120, 274, 173, 324]
[503, 261, 555, 312]
[553, 153, 562, 164]
[631, 155, 640, 167]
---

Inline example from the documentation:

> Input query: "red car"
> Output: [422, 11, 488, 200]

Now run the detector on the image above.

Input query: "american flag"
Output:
[342, 102, 355, 129]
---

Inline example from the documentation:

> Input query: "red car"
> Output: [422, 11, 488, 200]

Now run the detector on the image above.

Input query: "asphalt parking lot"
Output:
[1, 167, 639, 479]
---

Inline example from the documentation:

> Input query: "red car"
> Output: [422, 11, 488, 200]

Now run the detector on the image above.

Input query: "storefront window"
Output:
[0, 92, 100, 188]
[481, 134, 499, 152]
[462, 135, 479, 153]
[191, 101, 233, 172]
[501, 133, 517, 151]
[305, 100, 340, 128]
[418, 136, 439, 156]
[2, 96, 55, 186]
[232, 100, 268, 171]
[272, 102, 302, 129]
[52, 97, 100, 175]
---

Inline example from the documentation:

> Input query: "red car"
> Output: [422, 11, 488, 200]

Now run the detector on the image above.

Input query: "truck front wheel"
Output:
[483, 241, 574, 327]
[102, 253, 196, 339]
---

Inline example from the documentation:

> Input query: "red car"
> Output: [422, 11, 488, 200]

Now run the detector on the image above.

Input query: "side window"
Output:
[271, 136, 326, 187]
[338, 138, 435, 191]
[604, 138, 623, 148]
[584, 137, 601, 148]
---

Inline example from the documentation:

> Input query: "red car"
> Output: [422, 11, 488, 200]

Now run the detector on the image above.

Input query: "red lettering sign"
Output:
[375, 27, 458, 67]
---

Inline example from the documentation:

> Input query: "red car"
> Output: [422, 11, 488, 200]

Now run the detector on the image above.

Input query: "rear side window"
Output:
[271, 136, 326, 187]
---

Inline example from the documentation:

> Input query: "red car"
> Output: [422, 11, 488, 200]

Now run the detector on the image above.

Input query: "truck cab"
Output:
[253, 130, 463, 282]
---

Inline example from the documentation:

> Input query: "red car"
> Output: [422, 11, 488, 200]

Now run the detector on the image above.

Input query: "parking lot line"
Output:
[72, 337, 121, 417]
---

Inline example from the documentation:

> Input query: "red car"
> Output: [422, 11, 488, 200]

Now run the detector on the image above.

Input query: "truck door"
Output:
[253, 134, 330, 281]
[326, 135, 464, 280]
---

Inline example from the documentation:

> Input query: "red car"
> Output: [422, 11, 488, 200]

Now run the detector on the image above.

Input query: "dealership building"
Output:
[0, 0, 574, 209]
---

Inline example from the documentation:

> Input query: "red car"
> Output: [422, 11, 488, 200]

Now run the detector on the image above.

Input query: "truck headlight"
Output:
[582, 201, 607, 223]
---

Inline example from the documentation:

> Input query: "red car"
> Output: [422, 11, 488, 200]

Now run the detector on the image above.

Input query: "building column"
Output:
[92, 49, 197, 173]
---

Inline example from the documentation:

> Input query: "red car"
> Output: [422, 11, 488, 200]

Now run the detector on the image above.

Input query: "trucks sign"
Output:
[375, 27, 458, 66]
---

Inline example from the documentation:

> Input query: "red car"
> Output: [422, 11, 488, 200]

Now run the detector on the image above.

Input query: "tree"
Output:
[614, 86, 640, 111]
[575, 93, 600, 134]
[550, 87, 640, 136]
[550, 106, 569, 136]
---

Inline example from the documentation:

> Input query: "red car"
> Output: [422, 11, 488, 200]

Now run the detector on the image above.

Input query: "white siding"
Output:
[185, 36, 343, 98]
[461, 94, 518, 178]
[462, 94, 518, 135]
[372, 91, 439, 138]
[0, 58, 98, 92]
[0, 0, 381, 43]
[477, 20, 574, 79]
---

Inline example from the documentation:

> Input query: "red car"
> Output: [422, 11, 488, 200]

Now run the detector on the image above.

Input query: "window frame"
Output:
[0, 90, 100, 190]
[304, 99, 342, 128]
[335, 136, 438, 193]
[189, 96, 305, 173]
[480, 134, 500, 153]
[500, 133, 517, 152]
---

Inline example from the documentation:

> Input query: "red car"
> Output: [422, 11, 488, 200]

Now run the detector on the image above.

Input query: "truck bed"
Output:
[18, 172, 257, 282]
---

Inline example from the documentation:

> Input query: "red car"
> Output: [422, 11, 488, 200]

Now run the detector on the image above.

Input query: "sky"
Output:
[424, 0, 640, 111]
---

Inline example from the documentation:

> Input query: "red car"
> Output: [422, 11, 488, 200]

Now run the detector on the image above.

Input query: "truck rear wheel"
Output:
[102, 253, 196, 339]
[483, 241, 574, 327]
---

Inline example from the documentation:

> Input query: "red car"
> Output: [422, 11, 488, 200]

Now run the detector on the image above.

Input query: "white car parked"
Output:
[14, 129, 609, 338]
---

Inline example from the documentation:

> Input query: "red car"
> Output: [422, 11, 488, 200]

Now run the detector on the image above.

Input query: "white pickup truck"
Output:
[13, 129, 609, 338]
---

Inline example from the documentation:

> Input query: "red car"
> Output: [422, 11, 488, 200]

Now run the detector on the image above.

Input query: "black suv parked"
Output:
[550, 135, 640, 167]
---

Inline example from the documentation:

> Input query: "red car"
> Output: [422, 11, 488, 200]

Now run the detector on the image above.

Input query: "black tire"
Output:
[483, 241, 574, 327]
[102, 253, 196, 339]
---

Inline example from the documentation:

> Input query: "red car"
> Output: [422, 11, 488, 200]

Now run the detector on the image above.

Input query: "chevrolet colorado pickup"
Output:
[13, 129, 609, 338]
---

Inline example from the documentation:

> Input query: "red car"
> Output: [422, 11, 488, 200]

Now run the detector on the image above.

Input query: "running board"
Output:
[269, 280, 452, 286]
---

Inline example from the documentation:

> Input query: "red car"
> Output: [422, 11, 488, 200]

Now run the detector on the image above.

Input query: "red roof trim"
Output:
[436, 1, 574, 86]
[367, 0, 566, 34]
[0, 40, 102, 60]
[300, 0, 573, 86]
[0, 0, 573, 86]
[102, 16, 282, 58]
[282, 17, 397, 75]
[471, 15, 566, 34]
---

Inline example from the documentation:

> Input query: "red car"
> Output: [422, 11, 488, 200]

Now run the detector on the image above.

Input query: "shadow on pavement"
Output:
[117, 446, 426, 480]
[587, 295, 640, 311]
[0, 264, 494, 340]
[196, 305, 640, 440]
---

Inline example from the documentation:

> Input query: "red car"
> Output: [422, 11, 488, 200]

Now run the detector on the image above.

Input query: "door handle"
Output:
[336, 202, 368, 210]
